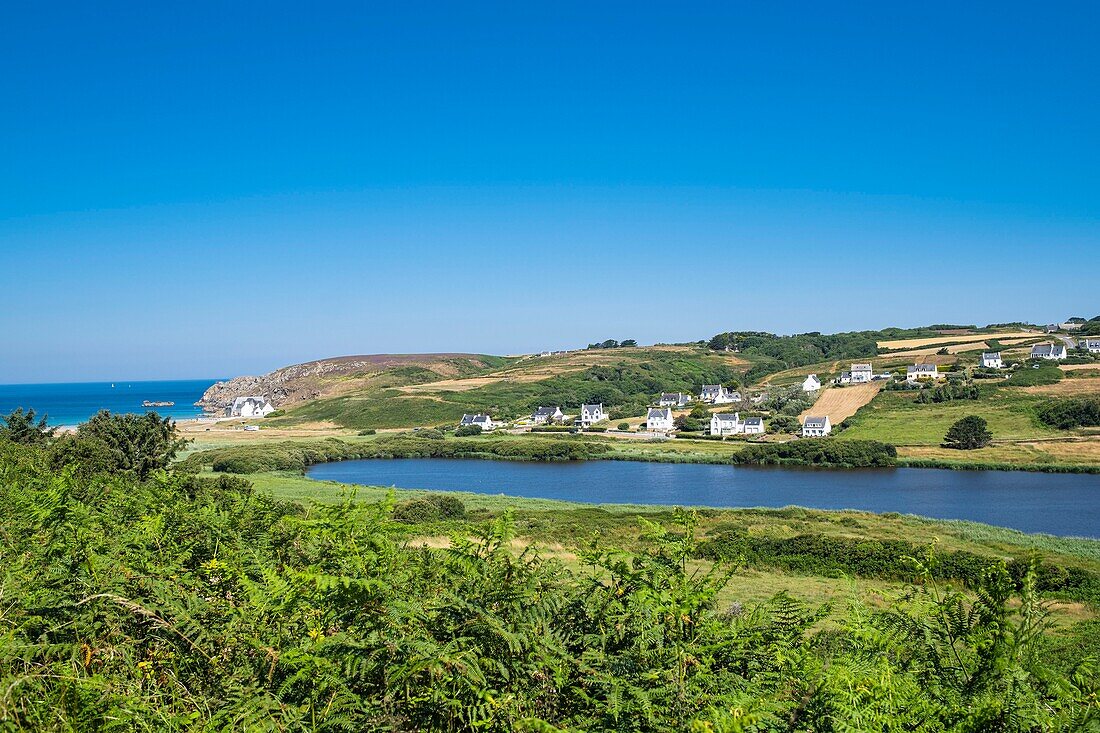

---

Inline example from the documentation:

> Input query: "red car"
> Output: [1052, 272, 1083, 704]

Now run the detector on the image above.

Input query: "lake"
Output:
[0, 379, 220, 426]
[307, 458, 1100, 538]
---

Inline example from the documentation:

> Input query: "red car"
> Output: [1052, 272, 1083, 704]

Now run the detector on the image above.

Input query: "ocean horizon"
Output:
[0, 379, 222, 426]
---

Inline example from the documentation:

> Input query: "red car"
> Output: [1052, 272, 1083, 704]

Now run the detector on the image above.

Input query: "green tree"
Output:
[70, 410, 189, 479]
[0, 408, 55, 445]
[943, 415, 993, 450]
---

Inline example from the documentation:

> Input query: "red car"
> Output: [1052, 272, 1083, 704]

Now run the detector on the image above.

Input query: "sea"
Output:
[0, 379, 222, 427]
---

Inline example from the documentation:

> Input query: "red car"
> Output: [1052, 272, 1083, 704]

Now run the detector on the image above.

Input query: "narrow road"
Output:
[1055, 334, 1077, 350]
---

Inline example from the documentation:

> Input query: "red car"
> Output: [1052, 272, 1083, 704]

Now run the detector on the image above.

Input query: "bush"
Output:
[617, 422, 630, 431]
[454, 424, 483, 437]
[358, 429, 377, 435]
[392, 493, 467, 523]
[1036, 397, 1100, 429]
[730, 440, 897, 467]
[915, 381, 979, 403]
[769, 415, 801, 433]
[265, 409, 286, 418]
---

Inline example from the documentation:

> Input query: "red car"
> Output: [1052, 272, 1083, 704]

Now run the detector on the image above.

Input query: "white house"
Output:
[646, 407, 675, 432]
[658, 392, 691, 407]
[1083, 339, 1100, 354]
[980, 352, 1003, 369]
[225, 396, 276, 418]
[907, 363, 940, 382]
[802, 374, 822, 392]
[742, 417, 765, 435]
[710, 412, 742, 436]
[802, 415, 831, 437]
[577, 403, 607, 427]
[531, 406, 565, 424]
[836, 371, 852, 385]
[460, 413, 496, 431]
[700, 384, 737, 404]
[850, 363, 874, 384]
[1031, 343, 1067, 360]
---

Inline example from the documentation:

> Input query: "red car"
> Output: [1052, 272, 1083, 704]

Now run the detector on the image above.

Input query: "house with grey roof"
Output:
[576, 403, 607, 427]
[531, 406, 565, 424]
[981, 352, 1003, 369]
[1031, 343, 1067, 360]
[225, 396, 275, 418]
[802, 415, 831, 437]
[658, 392, 691, 407]
[1083, 339, 1100, 354]
[460, 413, 496, 431]
[646, 407, 674, 432]
[906, 363, 940, 382]
[850, 363, 874, 384]
[710, 412, 742, 436]
[802, 374, 821, 392]
[742, 417, 765, 435]
[700, 384, 736, 404]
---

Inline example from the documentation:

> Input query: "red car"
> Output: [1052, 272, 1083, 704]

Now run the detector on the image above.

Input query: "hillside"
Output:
[196, 353, 513, 413]
[270, 345, 748, 429]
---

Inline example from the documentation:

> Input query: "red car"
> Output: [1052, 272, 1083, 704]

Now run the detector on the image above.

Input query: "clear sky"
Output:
[2, 2, 1098, 382]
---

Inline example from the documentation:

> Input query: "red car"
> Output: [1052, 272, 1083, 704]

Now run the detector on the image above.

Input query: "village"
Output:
[216, 327, 1099, 444]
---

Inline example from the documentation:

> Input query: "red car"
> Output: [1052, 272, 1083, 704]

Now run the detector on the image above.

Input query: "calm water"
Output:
[308, 458, 1100, 538]
[0, 379, 220, 426]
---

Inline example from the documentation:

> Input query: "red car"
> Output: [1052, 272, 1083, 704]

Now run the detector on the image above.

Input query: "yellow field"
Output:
[799, 382, 883, 424]
[1022, 377, 1100, 396]
[877, 331, 1037, 350]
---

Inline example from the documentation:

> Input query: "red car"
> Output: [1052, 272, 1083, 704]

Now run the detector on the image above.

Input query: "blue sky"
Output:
[1, 1, 1098, 382]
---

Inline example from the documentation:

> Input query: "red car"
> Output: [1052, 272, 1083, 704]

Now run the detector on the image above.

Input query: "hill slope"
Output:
[196, 353, 512, 413]
[269, 345, 748, 429]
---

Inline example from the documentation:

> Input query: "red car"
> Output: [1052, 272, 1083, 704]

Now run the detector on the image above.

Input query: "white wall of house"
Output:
[647, 408, 674, 431]
[850, 365, 873, 384]
[742, 420, 765, 435]
[802, 416, 831, 437]
[710, 413, 742, 436]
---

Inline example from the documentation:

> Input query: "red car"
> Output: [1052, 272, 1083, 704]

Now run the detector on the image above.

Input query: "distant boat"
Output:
[142, 400, 175, 407]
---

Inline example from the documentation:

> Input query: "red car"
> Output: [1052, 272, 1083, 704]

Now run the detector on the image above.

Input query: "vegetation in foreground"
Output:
[2, 415, 1099, 730]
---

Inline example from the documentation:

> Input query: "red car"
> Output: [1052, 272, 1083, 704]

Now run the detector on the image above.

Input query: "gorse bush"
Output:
[0, 437, 1097, 730]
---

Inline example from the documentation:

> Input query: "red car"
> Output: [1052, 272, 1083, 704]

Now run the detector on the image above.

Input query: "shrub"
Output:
[1036, 397, 1100, 429]
[943, 415, 993, 450]
[358, 429, 377, 435]
[617, 422, 630, 431]
[730, 439, 897, 467]
[392, 494, 466, 522]
[454, 424, 483, 437]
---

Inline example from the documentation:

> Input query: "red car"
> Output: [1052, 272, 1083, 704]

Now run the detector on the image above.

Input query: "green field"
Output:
[837, 385, 1058, 445]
